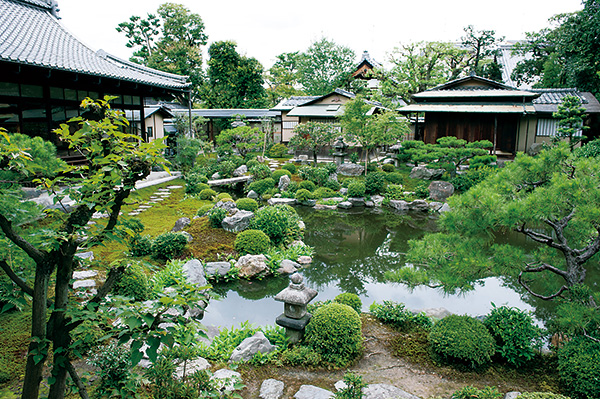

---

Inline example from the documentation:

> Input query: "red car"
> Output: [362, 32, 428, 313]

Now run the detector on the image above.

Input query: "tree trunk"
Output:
[313, 150, 318, 166]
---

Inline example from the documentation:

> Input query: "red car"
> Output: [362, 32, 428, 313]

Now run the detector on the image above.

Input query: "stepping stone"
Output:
[139, 205, 152, 209]
[167, 185, 183, 189]
[294, 385, 333, 399]
[363, 384, 420, 399]
[260, 379, 284, 399]
[128, 212, 140, 216]
[150, 196, 158, 199]
[73, 279, 96, 289]
[91, 212, 109, 219]
[75, 251, 94, 261]
[210, 369, 242, 393]
[73, 270, 98, 280]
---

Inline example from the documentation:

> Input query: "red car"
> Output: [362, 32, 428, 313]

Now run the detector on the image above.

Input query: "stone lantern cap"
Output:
[274, 273, 317, 306]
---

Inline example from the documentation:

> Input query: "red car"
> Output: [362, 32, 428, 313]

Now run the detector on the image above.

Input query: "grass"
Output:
[184, 217, 237, 262]
[0, 311, 31, 391]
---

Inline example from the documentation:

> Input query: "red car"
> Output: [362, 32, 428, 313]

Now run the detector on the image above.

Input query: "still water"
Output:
[202, 207, 538, 328]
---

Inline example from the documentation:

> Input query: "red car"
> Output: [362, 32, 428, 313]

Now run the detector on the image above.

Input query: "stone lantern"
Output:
[390, 141, 403, 167]
[274, 273, 317, 343]
[332, 136, 348, 166]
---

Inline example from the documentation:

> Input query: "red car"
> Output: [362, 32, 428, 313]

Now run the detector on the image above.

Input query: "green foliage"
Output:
[247, 178, 275, 195]
[429, 315, 495, 370]
[298, 165, 330, 186]
[216, 126, 263, 157]
[272, 169, 292, 182]
[218, 159, 237, 178]
[184, 173, 209, 194]
[384, 172, 404, 185]
[313, 187, 337, 199]
[282, 163, 297, 174]
[347, 181, 366, 197]
[334, 293, 362, 314]
[235, 198, 258, 212]
[206, 207, 227, 228]
[295, 188, 314, 202]
[128, 234, 153, 257]
[249, 163, 272, 180]
[152, 232, 188, 260]
[369, 301, 432, 331]
[198, 322, 259, 362]
[0, 133, 66, 181]
[112, 262, 150, 301]
[234, 229, 271, 255]
[198, 188, 217, 201]
[451, 386, 502, 399]
[216, 192, 232, 202]
[557, 336, 600, 399]
[249, 205, 302, 246]
[450, 166, 496, 193]
[323, 178, 341, 191]
[87, 342, 139, 397]
[575, 139, 600, 158]
[305, 303, 363, 367]
[553, 95, 588, 149]
[381, 163, 395, 173]
[278, 345, 322, 367]
[196, 203, 214, 217]
[365, 171, 387, 194]
[298, 180, 316, 192]
[469, 155, 497, 169]
[334, 372, 367, 399]
[268, 143, 289, 158]
[384, 184, 405, 201]
[264, 243, 314, 272]
[174, 137, 204, 172]
[483, 305, 542, 367]
[517, 393, 572, 399]
[150, 260, 187, 294]
[289, 122, 338, 164]
[413, 181, 429, 199]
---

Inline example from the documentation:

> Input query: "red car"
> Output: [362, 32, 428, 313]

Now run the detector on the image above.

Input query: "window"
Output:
[283, 121, 298, 130]
[537, 118, 582, 137]
[147, 126, 153, 138]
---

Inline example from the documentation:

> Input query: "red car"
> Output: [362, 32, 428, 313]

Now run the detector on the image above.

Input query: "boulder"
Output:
[428, 181, 454, 201]
[371, 195, 385, 207]
[182, 259, 207, 287]
[297, 256, 312, 265]
[260, 379, 285, 399]
[211, 172, 221, 180]
[222, 210, 254, 233]
[171, 217, 191, 232]
[348, 197, 365, 207]
[314, 204, 337, 210]
[205, 261, 232, 278]
[229, 331, 277, 363]
[278, 174, 291, 191]
[408, 200, 430, 212]
[299, 199, 316, 207]
[337, 163, 364, 176]
[215, 200, 237, 213]
[233, 165, 248, 177]
[247, 190, 259, 199]
[388, 200, 409, 212]
[181, 231, 193, 242]
[294, 385, 334, 399]
[75, 251, 95, 261]
[527, 142, 545, 156]
[429, 202, 451, 213]
[337, 201, 353, 209]
[175, 357, 210, 380]
[505, 392, 521, 399]
[277, 259, 299, 274]
[210, 369, 242, 393]
[267, 198, 297, 206]
[339, 188, 348, 196]
[236, 254, 269, 278]
[409, 166, 445, 180]
[363, 384, 420, 399]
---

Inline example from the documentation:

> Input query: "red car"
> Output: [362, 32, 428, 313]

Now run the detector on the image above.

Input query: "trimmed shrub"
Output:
[325, 162, 338, 174]
[557, 336, 600, 399]
[324, 178, 341, 191]
[268, 143, 288, 158]
[313, 187, 336, 199]
[575, 139, 600, 158]
[197, 204, 214, 216]
[451, 386, 502, 399]
[381, 163, 395, 173]
[347, 181, 366, 197]
[298, 180, 316, 192]
[215, 192, 232, 201]
[334, 372, 368, 399]
[151, 232, 188, 260]
[128, 234, 153, 257]
[286, 181, 299, 194]
[248, 178, 275, 195]
[298, 166, 329, 186]
[429, 314, 495, 370]
[518, 393, 572, 399]
[369, 301, 432, 331]
[184, 173, 209, 194]
[198, 188, 217, 200]
[282, 163, 297, 174]
[234, 229, 271, 255]
[385, 184, 405, 201]
[278, 345, 322, 367]
[365, 172, 386, 194]
[235, 198, 258, 212]
[334, 293, 362, 314]
[295, 188, 313, 202]
[272, 169, 292, 182]
[249, 163, 272, 180]
[249, 204, 301, 246]
[305, 303, 363, 367]
[246, 159, 260, 169]
[469, 155, 497, 169]
[218, 159, 236, 178]
[484, 305, 542, 367]
[384, 172, 404, 185]
[413, 181, 430, 199]
[451, 166, 495, 193]
[206, 207, 227, 228]
[112, 263, 150, 301]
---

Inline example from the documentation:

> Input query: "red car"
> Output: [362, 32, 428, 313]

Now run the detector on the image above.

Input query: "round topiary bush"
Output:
[198, 188, 217, 200]
[151, 232, 188, 260]
[112, 263, 150, 301]
[215, 192, 232, 202]
[282, 163, 297, 174]
[235, 198, 258, 212]
[247, 178, 275, 195]
[365, 172, 386, 194]
[313, 187, 336, 199]
[249, 163, 272, 180]
[197, 204, 214, 216]
[557, 336, 600, 399]
[305, 302, 363, 367]
[234, 229, 271, 255]
[294, 188, 313, 202]
[272, 169, 292, 182]
[268, 143, 288, 158]
[206, 207, 227, 228]
[347, 181, 366, 197]
[384, 172, 404, 185]
[249, 204, 301, 246]
[381, 163, 395, 173]
[184, 173, 209, 194]
[429, 314, 495, 370]
[484, 305, 541, 367]
[128, 234, 153, 257]
[324, 178, 341, 191]
[334, 293, 362, 314]
[518, 393, 572, 399]
[298, 180, 316, 192]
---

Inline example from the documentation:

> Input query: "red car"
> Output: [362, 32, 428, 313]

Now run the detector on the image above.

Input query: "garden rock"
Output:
[75, 251, 94, 261]
[181, 231, 193, 242]
[340, 188, 348, 196]
[365, 200, 375, 207]
[215, 200, 237, 213]
[337, 201, 353, 209]
[338, 163, 364, 176]
[175, 357, 210, 380]
[428, 181, 454, 201]
[371, 195, 385, 207]
[182, 259, 208, 287]
[171, 217, 191, 232]
[267, 198, 297, 206]
[210, 369, 242, 392]
[260, 379, 285, 399]
[278, 259, 299, 274]
[205, 261, 232, 278]
[233, 165, 248, 177]
[363, 384, 420, 399]
[294, 385, 334, 399]
[429, 202, 451, 213]
[247, 190, 259, 199]
[278, 174, 291, 191]
[300, 199, 316, 206]
[297, 256, 312, 265]
[527, 142, 545, 156]
[222, 210, 254, 233]
[348, 197, 365, 207]
[408, 200, 430, 212]
[409, 166, 445, 180]
[211, 172, 221, 180]
[388, 200, 409, 211]
[329, 172, 338, 182]
[505, 392, 521, 399]
[73, 270, 97, 279]
[73, 279, 95, 289]
[237, 254, 269, 278]
[315, 204, 337, 210]
[229, 331, 276, 363]
[298, 154, 309, 164]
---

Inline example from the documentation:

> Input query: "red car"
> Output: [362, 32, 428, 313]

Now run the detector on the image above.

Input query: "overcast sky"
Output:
[57, 0, 583, 70]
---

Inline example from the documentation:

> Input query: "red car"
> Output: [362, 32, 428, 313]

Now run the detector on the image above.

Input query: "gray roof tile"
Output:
[0, 0, 189, 91]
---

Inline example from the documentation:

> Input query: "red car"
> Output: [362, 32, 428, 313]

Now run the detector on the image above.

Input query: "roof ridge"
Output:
[98, 51, 189, 83]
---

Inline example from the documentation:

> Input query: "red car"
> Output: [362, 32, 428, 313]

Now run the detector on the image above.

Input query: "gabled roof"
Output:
[175, 109, 281, 121]
[272, 96, 320, 111]
[125, 105, 175, 122]
[532, 88, 600, 114]
[302, 88, 356, 106]
[0, 0, 190, 91]
[421, 74, 522, 93]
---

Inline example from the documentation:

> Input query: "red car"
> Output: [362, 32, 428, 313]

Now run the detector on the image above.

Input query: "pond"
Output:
[202, 207, 546, 329]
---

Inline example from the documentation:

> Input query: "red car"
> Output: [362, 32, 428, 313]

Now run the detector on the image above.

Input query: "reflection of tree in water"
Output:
[211, 275, 289, 300]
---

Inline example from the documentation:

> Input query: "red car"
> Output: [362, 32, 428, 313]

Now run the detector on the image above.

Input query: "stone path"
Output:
[127, 185, 182, 216]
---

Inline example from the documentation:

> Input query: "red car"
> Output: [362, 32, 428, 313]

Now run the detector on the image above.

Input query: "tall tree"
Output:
[298, 37, 356, 95]
[202, 41, 268, 109]
[461, 25, 504, 81]
[288, 121, 339, 165]
[265, 52, 306, 106]
[117, 3, 208, 100]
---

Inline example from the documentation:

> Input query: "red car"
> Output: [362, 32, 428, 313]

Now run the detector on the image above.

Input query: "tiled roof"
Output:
[0, 0, 190, 91]
[272, 96, 320, 110]
[532, 89, 600, 114]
